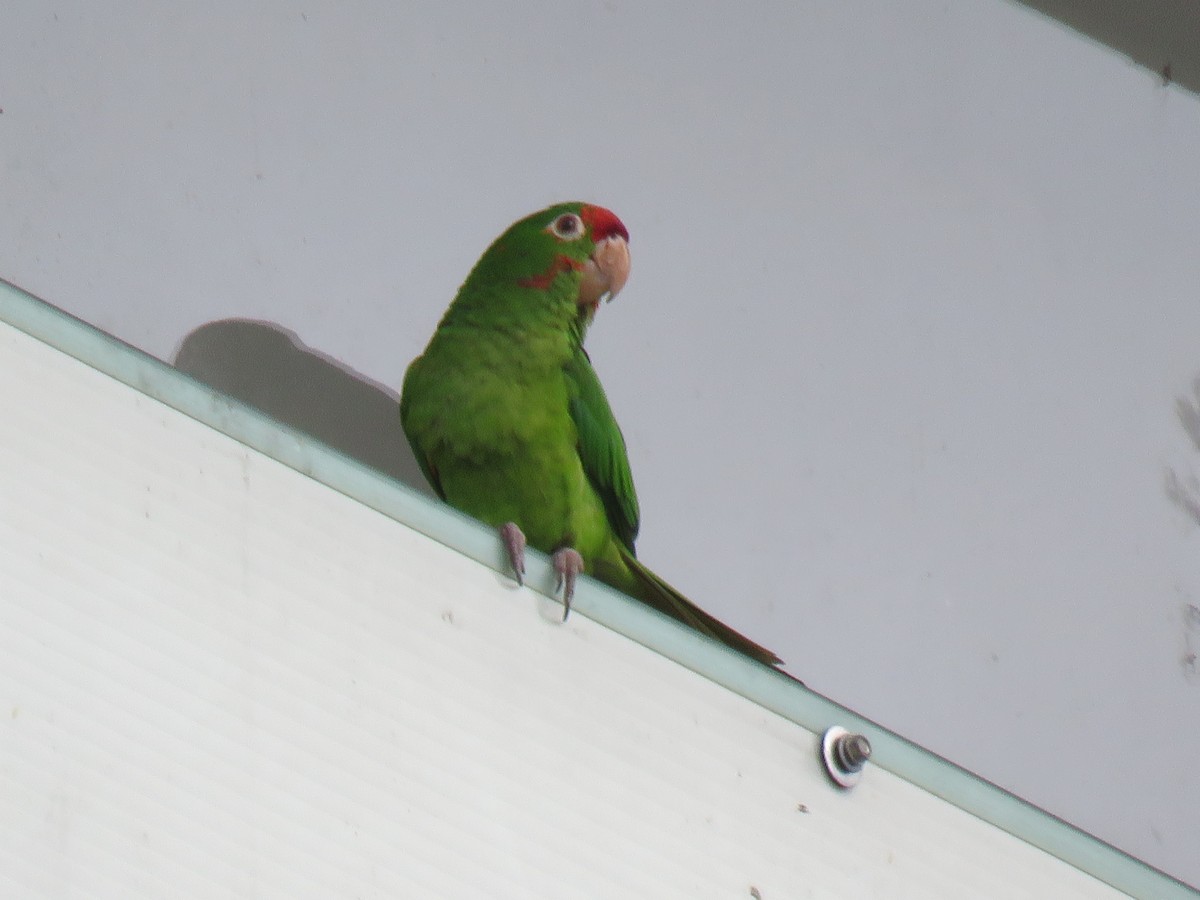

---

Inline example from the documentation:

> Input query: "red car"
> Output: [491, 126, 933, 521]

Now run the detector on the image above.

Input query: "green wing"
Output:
[564, 347, 641, 552]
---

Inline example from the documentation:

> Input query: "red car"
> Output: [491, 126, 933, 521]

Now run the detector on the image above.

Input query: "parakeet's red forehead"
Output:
[579, 205, 629, 243]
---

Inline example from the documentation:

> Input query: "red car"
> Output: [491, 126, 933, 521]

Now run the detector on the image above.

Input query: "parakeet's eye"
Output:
[549, 213, 585, 240]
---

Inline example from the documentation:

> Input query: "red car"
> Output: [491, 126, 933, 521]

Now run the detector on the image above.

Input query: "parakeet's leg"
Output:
[500, 523, 581, 620]
[552, 547, 585, 621]
[500, 522, 526, 586]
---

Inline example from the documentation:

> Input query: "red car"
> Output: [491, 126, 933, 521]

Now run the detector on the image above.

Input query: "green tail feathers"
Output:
[620, 550, 784, 667]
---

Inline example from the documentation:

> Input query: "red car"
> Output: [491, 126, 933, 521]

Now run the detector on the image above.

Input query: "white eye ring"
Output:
[548, 212, 585, 240]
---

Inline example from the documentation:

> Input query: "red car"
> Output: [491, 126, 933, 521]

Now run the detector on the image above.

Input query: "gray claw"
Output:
[500, 522, 526, 586]
[551, 547, 585, 621]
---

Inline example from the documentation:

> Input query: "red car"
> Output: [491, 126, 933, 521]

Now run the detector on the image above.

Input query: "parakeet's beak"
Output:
[578, 235, 631, 310]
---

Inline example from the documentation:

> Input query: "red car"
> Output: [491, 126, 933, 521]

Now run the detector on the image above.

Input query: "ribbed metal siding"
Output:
[0, 318, 1132, 898]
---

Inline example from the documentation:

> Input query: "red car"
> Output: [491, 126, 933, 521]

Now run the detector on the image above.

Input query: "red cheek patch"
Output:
[518, 253, 583, 290]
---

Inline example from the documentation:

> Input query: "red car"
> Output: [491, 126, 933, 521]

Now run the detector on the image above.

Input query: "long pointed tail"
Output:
[619, 549, 784, 667]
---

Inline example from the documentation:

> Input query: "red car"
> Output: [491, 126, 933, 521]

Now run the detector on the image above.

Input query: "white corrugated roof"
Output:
[0, 278, 1190, 898]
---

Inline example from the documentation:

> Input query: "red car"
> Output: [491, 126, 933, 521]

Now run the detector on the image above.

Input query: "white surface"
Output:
[1, 1, 1199, 886]
[0, 317, 1137, 900]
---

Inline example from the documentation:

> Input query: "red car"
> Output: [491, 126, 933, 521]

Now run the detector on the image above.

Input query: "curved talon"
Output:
[500, 522, 526, 586]
[552, 547, 585, 621]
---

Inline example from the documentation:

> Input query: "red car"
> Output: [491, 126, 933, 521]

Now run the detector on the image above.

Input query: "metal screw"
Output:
[833, 733, 871, 771]
[821, 726, 872, 788]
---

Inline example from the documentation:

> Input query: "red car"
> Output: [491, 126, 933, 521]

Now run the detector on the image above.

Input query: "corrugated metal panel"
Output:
[0, 281, 1189, 898]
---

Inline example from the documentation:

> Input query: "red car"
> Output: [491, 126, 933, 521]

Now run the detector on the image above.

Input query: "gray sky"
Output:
[3, 0, 1199, 886]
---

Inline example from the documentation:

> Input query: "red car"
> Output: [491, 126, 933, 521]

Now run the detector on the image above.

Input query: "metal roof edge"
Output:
[1014, 0, 1200, 96]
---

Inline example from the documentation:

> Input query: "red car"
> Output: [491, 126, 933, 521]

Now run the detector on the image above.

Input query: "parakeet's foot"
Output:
[500, 522, 526, 586]
[552, 547, 585, 621]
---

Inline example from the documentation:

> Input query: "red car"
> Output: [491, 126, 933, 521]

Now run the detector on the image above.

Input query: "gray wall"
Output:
[3, 1, 1198, 886]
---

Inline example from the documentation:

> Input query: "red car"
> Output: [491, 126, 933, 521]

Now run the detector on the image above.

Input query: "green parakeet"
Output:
[401, 202, 782, 667]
